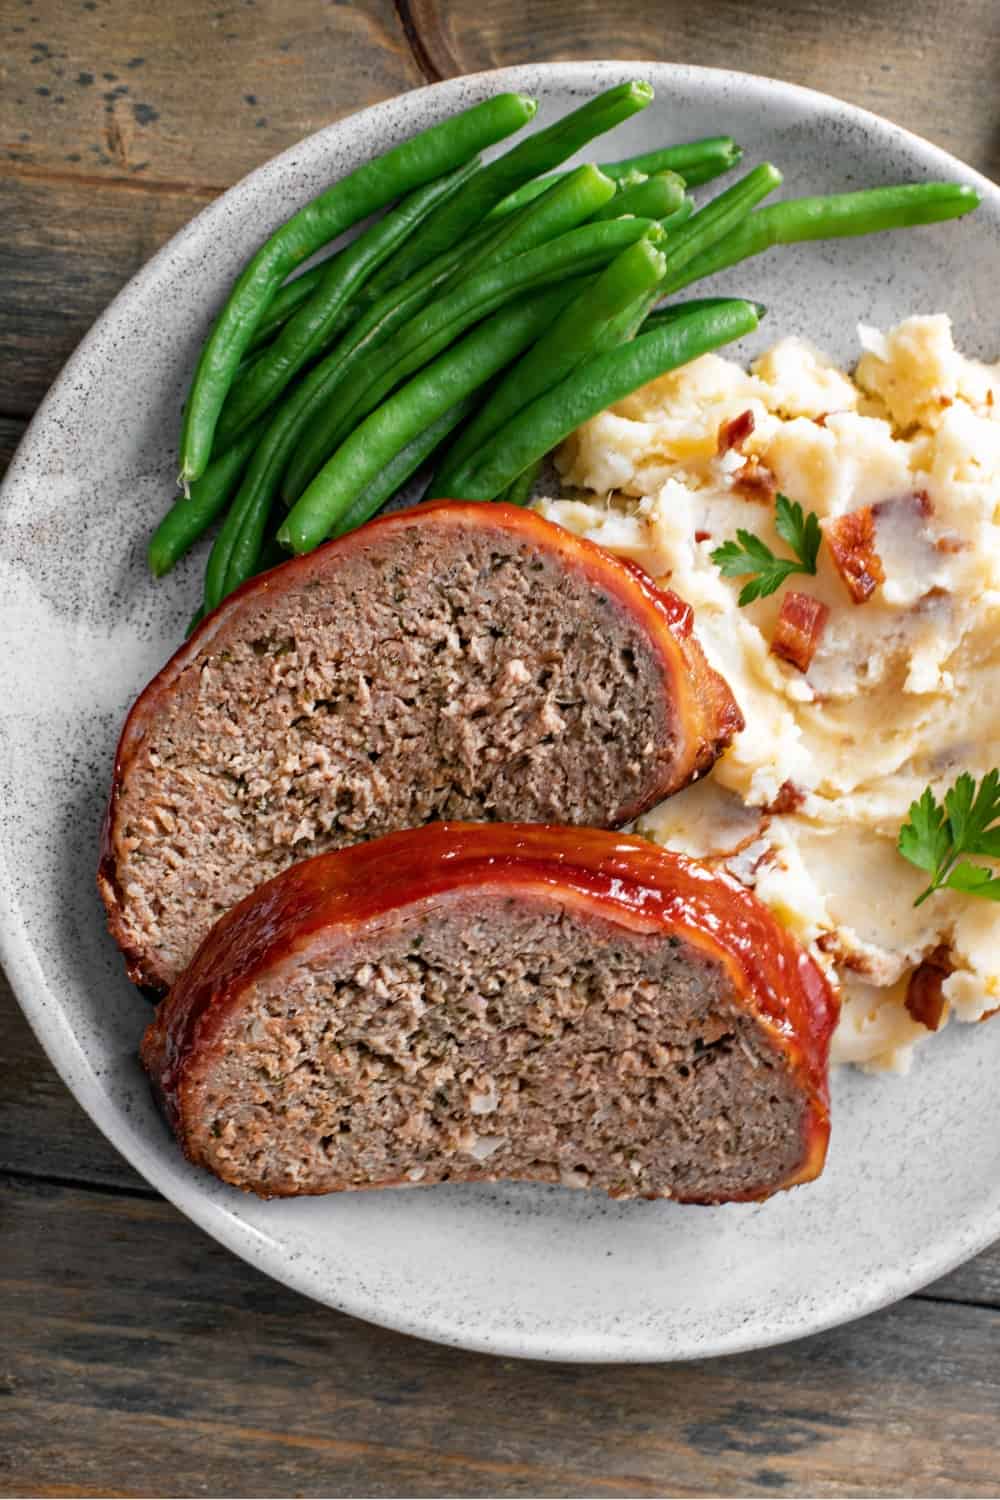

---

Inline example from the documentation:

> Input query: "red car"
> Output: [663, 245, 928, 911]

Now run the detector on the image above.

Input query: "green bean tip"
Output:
[630, 80, 655, 104]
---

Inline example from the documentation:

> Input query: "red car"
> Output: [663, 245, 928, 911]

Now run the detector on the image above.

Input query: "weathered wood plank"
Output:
[924, 1252, 1000, 1312]
[0, 0, 424, 417]
[2, 1173, 1000, 1498]
[405, 0, 1000, 184]
[0, 175, 208, 416]
[0, 417, 26, 475]
[0, 971, 151, 1193]
[2, 0, 423, 191]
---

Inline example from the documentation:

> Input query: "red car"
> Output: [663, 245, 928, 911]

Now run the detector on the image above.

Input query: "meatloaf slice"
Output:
[141, 823, 837, 1203]
[101, 501, 742, 991]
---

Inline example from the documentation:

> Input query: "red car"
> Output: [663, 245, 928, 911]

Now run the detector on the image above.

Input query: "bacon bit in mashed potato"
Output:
[766, 780, 806, 816]
[770, 591, 829, 672]
[905, 946, 954, 1031]
[824, 506, 886, 603]
[731, 453, 777, 503]
[718, 408, 756, 454]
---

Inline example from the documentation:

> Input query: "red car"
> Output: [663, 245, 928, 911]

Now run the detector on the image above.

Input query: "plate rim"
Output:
[2, 58, 998, 1362]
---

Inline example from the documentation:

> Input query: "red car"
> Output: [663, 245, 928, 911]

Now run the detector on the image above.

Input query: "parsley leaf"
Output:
[898, 771, 1000, 906]
[774, 494, 822, 573]
[897, 787, 951, 876]
[944, 863, 1000, 900]
[710, 493, 822, 606]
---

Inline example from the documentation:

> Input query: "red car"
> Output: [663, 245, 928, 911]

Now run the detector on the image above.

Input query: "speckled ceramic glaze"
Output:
[1, 63, 997, 1362]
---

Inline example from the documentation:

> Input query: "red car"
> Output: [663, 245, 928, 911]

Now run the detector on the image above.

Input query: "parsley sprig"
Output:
[711, 494, 823, 605]
[898, 771, 1000, 906]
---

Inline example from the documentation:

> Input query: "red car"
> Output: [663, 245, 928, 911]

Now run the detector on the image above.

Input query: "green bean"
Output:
[233, 345, 271, 383]
[591, 170, 686, 222]
[307, 220, 496, 373]
[331, 394, 481, 537]
[270, 164, 615, 505]
[246, 261, 329, 351]
[660, 163, 783, 285]
[147, 416, 267, 577]
[490, 136, 743, 218]
[663, 182, 982, 293]
[250, 163, 609, 498]
[658, 197, 695, 234]
[500, 456, 544, 508]
[229, 211, 496, 455]
[359, 81, 653, 304]
[443, 299, 762, 501]
[217, 507, 289, 604]
[278, 284, 581, 555]
[215, 159, 481, 446]
[612, 167, 648, 191]
[456, 163, 616, 277]
[486, 173, 564, 220]
[601, 137, 743, 188]
[203, 465, 263, 614]
[179, 91, 537, 484]
[325, 159, 612, 360]
[641, 296, 753, 332]
[432, 236, 667, 492]
[284, 216, 664, 504]
[430, 168, 778, 501]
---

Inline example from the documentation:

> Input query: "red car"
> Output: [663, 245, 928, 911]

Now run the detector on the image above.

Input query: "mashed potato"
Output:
[537, 315, 1000, 1071]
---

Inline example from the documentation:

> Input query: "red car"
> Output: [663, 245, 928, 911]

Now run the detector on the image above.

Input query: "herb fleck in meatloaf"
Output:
[100, 502, 742, 991]
[141, 823, 837, 1203]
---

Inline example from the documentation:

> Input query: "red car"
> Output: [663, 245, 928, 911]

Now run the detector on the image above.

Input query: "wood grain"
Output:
[405, 0, 1000, 184]
[0, 417, 25, 475]
[0, 972, 151, 1193]
[2, 0, 422, 191]
[2, 1173, 1000, 1500]
[0, 176, 206, 416]
[0, 0, 422, 417]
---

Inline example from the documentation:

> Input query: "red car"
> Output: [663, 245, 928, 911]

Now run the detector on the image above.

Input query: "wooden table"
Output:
[3, 4, 999, 1494]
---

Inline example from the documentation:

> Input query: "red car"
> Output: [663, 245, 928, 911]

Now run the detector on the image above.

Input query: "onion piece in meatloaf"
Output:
[141, 823, 838, 1203]
[101, 501, 742, 991]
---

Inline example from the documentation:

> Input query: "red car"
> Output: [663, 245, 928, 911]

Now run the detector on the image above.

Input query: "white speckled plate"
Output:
[2, 62, 998, 1362]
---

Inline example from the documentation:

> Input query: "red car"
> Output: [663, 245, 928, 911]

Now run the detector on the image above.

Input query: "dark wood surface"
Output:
[2, 4, 998, 1495]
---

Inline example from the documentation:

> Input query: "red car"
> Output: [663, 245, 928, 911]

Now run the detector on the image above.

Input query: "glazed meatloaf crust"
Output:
[141, 823, 838, 1204]
[101, 501, 742, 991]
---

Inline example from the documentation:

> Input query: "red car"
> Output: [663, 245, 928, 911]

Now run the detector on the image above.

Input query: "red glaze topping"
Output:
[771, 591, 830, 673]
[615, 555, 693, 636]
[144, 823, 839, 1202]
[824, 507, 885, 604]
